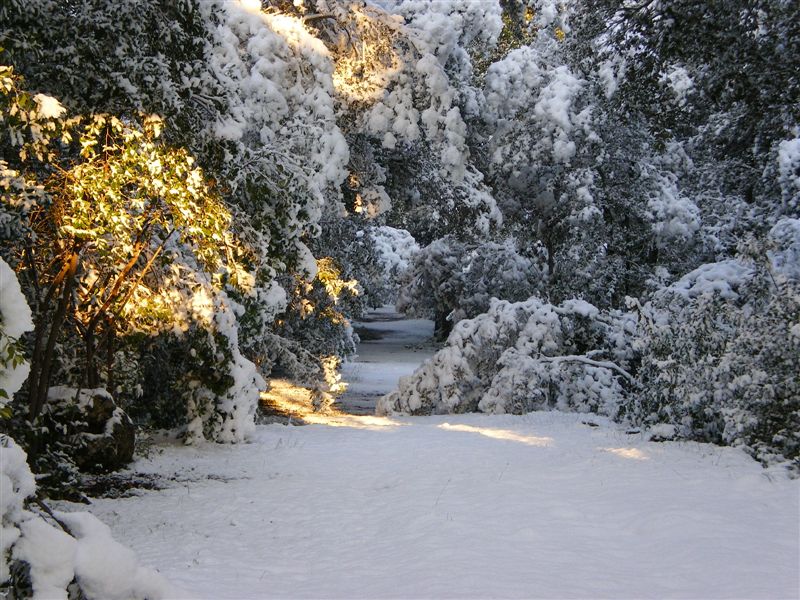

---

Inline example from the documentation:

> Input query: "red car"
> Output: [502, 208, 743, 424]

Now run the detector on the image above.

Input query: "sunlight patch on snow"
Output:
[303, 413, 403, 430]
[601, 447, 649, 460]
[238, 0, 262, 15]
[261, 379, 402, 430]
[438, 423, 553, 446]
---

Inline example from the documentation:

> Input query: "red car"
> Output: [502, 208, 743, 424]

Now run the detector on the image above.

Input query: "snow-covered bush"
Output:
[36, 387, 135, 473]
[379, 296, 635, 416]
[0, 258, 33, 411]
[370, 226, 419, 275]
[368, 226, 419, 302]
[311, 0, 502, 183]
[397, 236, 543, 338]
[89, 285, 265, 445]
[183, 294, 265, 444]
[1, 436, 179, 599]
[631, 222, 800, 469]
[777, 132, 800, 216]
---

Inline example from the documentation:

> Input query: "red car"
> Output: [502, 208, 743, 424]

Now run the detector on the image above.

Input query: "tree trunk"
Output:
[28, 251, 80, 422]
[84, 327, 99, 388]
[434, 310, 452, 341]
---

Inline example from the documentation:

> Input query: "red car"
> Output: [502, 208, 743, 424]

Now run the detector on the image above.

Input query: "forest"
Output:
[0, 0, 798, 598]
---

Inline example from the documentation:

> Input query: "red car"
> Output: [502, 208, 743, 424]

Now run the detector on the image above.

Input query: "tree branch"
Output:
[537, 354, 635, 383]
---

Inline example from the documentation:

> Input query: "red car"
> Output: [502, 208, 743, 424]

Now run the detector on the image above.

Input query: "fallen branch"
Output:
[32, 497, 73, 535]
[537, 354, 636, 383]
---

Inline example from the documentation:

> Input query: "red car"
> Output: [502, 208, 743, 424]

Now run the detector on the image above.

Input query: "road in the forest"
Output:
[335, 306, 435, 414]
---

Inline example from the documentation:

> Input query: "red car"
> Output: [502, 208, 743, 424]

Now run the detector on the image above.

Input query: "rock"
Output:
[646, 423, 678, 442]
[46, 387, 136, 473]
[76, 407, 135, 473]
[83, 391, 116, 433]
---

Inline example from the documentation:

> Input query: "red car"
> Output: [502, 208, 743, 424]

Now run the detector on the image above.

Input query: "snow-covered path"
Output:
[336, 306, 435, 414]
[66, 314, 799, 599]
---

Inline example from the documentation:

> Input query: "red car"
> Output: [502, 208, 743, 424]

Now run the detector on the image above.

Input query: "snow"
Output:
[205, 294, 265, 444]
[200, 0, 348, 264]
[558, 298, 599, 319]
[56, 511, 180, 600]
[48, 386, 111, 409]
[488, 49, 588, 152]
[14, 516, 76, 600]
[59, 412, 799, 600]
[645, 169, 700, 246]
[664, 259, 754, 301]
[777, 132, 800, 209]
[55, 316, 799, 600]
[32, 93, 66, 120]
[597, 58, 625, 99]
[647, 423, 677, 440]
[534, 66, 584, 163]
[484, 44, 592, 180]
[0, 259, 33, 341]
[370, 226, 419, 275]
[1, 436, 180, 600]
[0, 437, 36, 582]
[0, 257, 34, 404]
[769, 217, 800, 281]
[660, 65, 694, 106]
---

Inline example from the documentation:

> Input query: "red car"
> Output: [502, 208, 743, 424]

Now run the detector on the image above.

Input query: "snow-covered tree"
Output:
[0, 258, 33, 415]
[379, 296, 635, 416]
[631, 221, 800, 469]
[0, 65, 263, 445]
[397, 236, 543, 338]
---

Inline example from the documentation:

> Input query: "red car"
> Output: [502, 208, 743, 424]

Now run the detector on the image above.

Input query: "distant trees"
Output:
[397, 237, 543, 338]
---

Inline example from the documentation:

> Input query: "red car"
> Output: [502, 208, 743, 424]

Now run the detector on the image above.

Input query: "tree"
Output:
[585, 0, 800, 217]
[1, 64, 261, 447]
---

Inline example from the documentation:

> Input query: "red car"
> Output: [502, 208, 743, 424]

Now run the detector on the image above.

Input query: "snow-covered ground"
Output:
[60, 312, 799, 599]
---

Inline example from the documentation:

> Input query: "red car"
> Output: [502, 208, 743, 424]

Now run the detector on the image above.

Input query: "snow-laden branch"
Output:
[537, 355, 635, 383]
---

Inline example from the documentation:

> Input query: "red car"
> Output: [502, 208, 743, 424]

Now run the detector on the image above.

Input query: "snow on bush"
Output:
[644, 169, 701, 247]
[632, 233, 800, 469]
[0, 257, 33, 406]
[370, 226, 419, 280]
[1, 437, 179, 599]
[204, 0, 348, 199]
[385, 0, 503, 63]
[182, 291, 264, 444]
[378, 296, 635, 416]
[353, 0, 502, 181]
[777, 131, 800, 215]
[768, 218, 800, 281]
[664, 259, 754, 301]
[485, 46, 590, 168]
[659, 65, 694, 107]
[0, 437, 35, 584]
